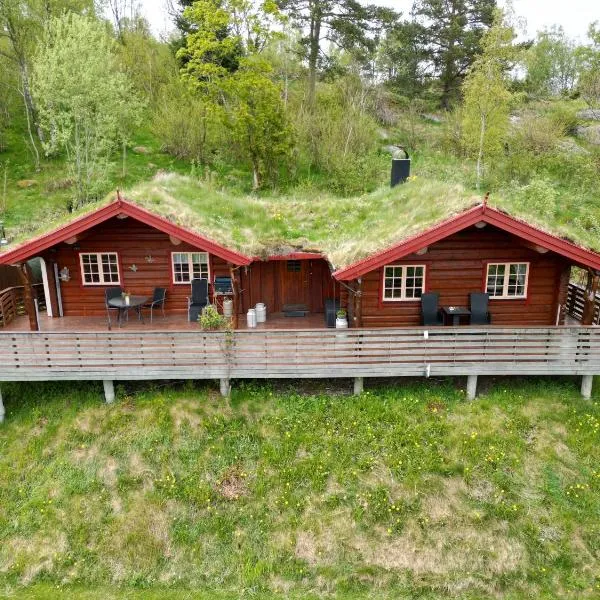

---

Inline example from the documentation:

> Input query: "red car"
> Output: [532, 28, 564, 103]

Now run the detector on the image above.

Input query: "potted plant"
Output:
[335, 308, 348, 329]
[199, 304, 230, 330]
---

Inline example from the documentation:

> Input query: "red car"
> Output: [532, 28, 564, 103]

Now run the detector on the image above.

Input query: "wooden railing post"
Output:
[18, 265, 39, 331]
[229, 264, 239, 329]
[582, 270, 600, 325]
[353, 278, 363, 328]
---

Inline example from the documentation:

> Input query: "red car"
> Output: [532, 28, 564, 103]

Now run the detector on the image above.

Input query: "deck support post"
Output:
[220, 378, 231, 397]
[466, 374, 478, 400]
[103, 380, 115, 404]
[353, 377, 364, 395]
[581, 375, 593, 400]
[0, 386, 5, 423]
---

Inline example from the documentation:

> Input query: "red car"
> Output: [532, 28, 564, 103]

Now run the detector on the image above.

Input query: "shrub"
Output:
[199, 304, 230, 330]
[153, 78, 222, 164]
[510, 113, 565, 155]
[547, 101, 579, 135]
[293, 75, 383, 194]
[510, 178, 558, 216]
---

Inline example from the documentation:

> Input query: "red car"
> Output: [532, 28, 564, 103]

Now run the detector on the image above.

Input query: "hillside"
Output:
[0, 378, 599, 598]
[3, 101, 600, 269]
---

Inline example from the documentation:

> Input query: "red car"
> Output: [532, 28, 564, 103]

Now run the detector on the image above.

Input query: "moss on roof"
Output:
[3, 171, 600, 269]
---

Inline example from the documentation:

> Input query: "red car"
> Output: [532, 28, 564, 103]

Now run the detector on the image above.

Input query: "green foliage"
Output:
[294, 74, 383, 194]
[223, 58, 295, 188]
[275, 0, 399, 105]
[198, 304, 230, 330]
[412, 0, 496, 108]
[462, 9, 517, 187]
[523, 26, 580, 97]
[509, 113, 566, 156]
[118, 19, 177, 106]
[31, 13, 143, 209]
[510, 178, 559, 217]
[178, 0, 292, 188]
[577, 23, 600, 115]
[152, 78, 221, 164]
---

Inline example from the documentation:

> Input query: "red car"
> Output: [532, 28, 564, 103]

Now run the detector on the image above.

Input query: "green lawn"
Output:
[0, 377, 599, 598]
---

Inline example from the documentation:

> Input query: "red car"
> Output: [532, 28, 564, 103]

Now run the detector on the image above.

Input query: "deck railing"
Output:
[566, 282, 600, 324]
[0, 327, 598, 381]
[0, 287, 25, 328]
[0, 283, 46, 328]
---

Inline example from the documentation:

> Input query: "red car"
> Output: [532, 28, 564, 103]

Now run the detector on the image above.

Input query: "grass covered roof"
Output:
[3, 171, 600, 269]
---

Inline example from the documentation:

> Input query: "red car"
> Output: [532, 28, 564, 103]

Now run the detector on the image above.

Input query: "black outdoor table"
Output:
[441, 306, 471, 326]
[108, 295, 148, 328]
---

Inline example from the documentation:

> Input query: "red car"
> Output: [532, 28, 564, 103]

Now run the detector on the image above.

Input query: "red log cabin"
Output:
[2, 197, 600, 331]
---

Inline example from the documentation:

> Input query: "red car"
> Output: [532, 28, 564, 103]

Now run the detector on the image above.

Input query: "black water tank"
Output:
[390, 148, 410, 187]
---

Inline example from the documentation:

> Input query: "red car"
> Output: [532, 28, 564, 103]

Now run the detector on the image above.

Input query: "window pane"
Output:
[507, 263, 527, 296]
[101, 254, 119, 283]
[81, 254, 99, 284]
[487, 264, 506, 297]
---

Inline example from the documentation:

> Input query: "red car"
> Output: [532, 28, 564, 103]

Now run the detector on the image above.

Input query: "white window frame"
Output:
[382, 264, 426, 302]
[485, 262, 529, 299]
[79, 252, 121, 286]
[171, 251, 210, 285]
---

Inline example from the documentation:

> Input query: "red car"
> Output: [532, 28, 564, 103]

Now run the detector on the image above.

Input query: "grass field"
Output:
[0, 377, 599, 599]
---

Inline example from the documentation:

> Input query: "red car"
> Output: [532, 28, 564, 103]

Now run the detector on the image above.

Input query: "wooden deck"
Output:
[3, 311, 328, 332]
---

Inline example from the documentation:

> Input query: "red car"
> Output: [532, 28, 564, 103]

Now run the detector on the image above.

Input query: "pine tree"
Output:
[412, 0, 496, 108]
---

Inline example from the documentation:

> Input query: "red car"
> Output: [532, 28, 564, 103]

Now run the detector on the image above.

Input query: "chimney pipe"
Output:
[391, 147, 410, 187]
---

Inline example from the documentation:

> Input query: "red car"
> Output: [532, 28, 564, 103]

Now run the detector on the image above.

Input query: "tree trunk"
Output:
[252, 162, 260, 190]
[307, 4, 322, 109]
[18, 57, 44, 144]
[476, 113, 486, 190]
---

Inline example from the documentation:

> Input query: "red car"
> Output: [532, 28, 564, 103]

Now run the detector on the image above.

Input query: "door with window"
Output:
[279, 260, 310, 309]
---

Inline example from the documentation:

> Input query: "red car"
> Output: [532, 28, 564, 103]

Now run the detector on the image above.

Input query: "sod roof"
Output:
[2, 172, 600, 270]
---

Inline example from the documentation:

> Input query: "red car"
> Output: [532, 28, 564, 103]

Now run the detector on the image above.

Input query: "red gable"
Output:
[0, 198, 252, 267]
[333, 203, 600, 281]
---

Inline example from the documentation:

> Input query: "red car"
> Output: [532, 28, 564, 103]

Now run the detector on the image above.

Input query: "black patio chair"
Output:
[143, 287, 167, 323]
[105, 287, 124, 330]
[421, 292, 443, 326]
[324, 298, 341, 328]
[469, 292, 491, 325]
[188, 278, 209, 322]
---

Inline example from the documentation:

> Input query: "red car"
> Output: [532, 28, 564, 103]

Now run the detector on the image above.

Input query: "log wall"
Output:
[359, 225, 570, 327]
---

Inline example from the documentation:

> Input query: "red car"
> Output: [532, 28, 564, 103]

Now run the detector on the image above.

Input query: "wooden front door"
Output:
[279, 260, 310, 308]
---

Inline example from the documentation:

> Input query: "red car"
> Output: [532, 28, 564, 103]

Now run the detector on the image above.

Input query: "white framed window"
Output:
[486, 262, 529, 299]
[172, 252, 210, 284]
[382, 264, 425, 301]
[79, 253, 120, 286]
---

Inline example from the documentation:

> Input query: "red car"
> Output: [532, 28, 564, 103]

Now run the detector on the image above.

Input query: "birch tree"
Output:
[462, 10, 516, 188]
[32, 13, 142, 208]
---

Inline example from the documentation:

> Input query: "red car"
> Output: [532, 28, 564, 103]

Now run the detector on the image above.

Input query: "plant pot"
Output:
[335, 317, 348, 329]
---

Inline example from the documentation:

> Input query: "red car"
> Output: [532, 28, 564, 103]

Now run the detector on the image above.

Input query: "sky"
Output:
[137, 0, 598, 42]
